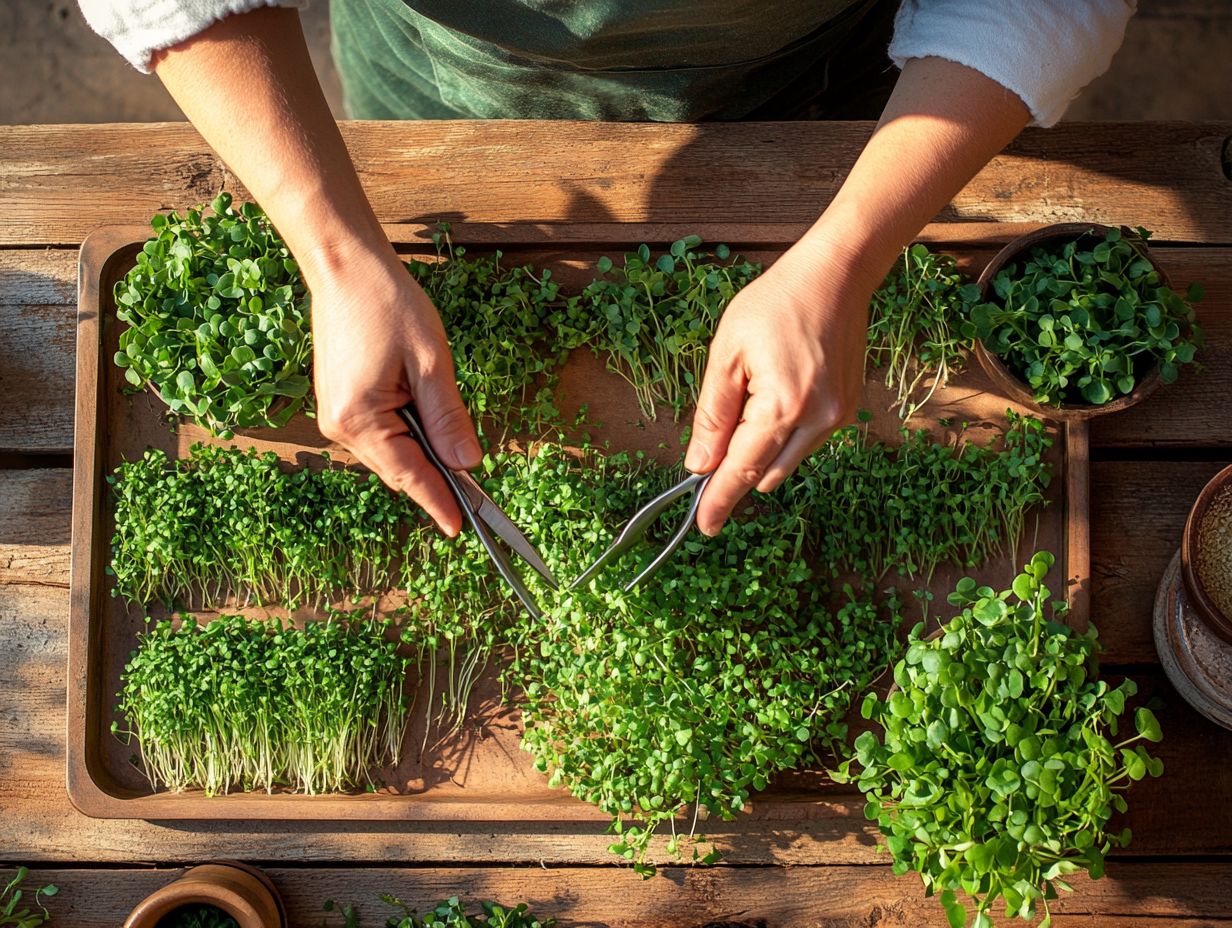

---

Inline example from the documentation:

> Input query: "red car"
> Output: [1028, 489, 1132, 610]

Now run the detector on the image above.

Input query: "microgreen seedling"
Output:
[0, 868, 57, 928]
[381, 895, 554, 928]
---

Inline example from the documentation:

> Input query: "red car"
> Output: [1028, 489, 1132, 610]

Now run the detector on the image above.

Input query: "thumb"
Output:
[685, 349, 745, 474]
[413, 362, 483, 471]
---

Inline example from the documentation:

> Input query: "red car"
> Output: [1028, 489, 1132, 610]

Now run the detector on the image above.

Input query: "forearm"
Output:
[151, 6, 385, 284]
[800, 56, 1031, 286]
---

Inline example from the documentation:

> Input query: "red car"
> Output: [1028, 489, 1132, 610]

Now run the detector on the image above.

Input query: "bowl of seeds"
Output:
[1182, 464, 1232, 645]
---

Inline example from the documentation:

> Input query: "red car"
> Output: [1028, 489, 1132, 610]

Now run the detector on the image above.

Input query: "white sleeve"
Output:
[78, 0, 307, 74]
[888, 0, 1135, 127]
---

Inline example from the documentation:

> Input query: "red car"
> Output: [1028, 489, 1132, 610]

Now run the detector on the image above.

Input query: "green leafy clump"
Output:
[407, 225, 573, 436]
[114, 193, 312, 438]
[381, 896, 553, 928]
[967, 226, 1203, 407]
[867, 244, 979, 419]
[1, 868, 57, 928]
[114, 612, 412, 795]
[790, 411, 1052, 580]
[570, 237, 761, 420]
[107, 445, 420, 609]
[836, 552, 1163, 927]
[156, 905, 239, 928]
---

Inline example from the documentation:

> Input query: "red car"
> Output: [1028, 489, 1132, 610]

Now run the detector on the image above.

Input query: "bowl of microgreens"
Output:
[835, 551, 1164, 928]
[967, 223, 1203, 420]
[124, 862, 285, 928]
[112, 194, 313, 439]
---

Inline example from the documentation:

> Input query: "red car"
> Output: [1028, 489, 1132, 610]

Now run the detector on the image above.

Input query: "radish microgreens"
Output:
[570, 238, 761, 420]
[835, 552, 1163, 928]
[114, 193, 312, 438]
[866, 244, 979, 420]
[115, 612, 412, 795]
[968, 227, 1203, 406]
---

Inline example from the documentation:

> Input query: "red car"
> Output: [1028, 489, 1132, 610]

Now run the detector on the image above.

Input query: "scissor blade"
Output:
[470, 494, 559, 589]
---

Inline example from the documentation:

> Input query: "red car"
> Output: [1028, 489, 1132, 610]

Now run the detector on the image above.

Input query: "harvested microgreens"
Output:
[0, 868, 57, 928]
[835, 552, 1163, 928]
[380, 896, 554, 928]
[866, 244, 979, 419]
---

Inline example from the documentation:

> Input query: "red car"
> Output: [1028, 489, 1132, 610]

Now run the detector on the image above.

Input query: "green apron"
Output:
[330, 0, 900, 121]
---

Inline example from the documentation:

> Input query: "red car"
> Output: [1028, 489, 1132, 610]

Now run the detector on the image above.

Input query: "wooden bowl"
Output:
[1181, 463, 1232, 645]
[123, 862, 286, 928]
[973, 222, 1166, 421]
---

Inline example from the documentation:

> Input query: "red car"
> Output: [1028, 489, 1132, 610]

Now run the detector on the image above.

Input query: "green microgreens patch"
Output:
[867, 244, 979, 420]
[107, 445, 420, 610]
[114, 193, 312, 438]
[967, 227, 1203, 407]
[115, 611, 412, 796]
[407, 225, 574, 437]
[156, 905, 240, 928]
[569, 238, 761, 420]
[789, 411, 1052, 581]
[380, 896, 553, 928]
[1, 868, 57, 928]
[835, 552, 1163, 928]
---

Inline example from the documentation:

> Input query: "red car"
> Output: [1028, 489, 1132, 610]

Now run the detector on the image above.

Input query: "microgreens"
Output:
[380, 895, 553, 928]
[0, 868, 57, 928]
[835, 552, 1163, 927]
[967, 227, 1203, 406]
[114, 193, 312, 438]
[570, 238, 761, 420]
[115, 611, 412, 795]
[157, 905, 240, 928]
[867, 244, 979, 419]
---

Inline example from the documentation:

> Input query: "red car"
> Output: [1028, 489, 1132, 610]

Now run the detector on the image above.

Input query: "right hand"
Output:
[305, 243, 481, 536]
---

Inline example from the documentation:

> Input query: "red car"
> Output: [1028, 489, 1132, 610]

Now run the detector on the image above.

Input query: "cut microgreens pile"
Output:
[407, 225, 572, 436]
[866, 244, 979, 420]
[115, 612, 411, 795]
[836, 552, 1163, 928]
[967, 226, 1203, 406]
[570, 237, 761, 420]
[114, 193, 312, 437]
[790, 411, 1052, 580]
[108, 445, 418, 609]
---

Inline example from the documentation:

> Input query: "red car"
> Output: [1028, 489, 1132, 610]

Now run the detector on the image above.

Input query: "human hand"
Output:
[306, 243, 481, 536]
[683, 234, 879, 535]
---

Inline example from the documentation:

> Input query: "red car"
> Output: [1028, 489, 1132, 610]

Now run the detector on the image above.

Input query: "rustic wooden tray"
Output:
[68, 221, 1089, 820]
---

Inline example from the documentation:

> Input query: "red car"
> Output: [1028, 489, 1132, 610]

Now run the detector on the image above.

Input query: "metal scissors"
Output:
[569, 470, 713, 593]
[397, 404, 558, 618]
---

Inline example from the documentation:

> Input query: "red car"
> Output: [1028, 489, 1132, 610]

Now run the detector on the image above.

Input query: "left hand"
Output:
[683, 233, 879, 535]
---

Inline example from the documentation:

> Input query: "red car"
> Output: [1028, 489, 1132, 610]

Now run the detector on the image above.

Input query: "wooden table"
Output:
[2, 122, 1231, 926]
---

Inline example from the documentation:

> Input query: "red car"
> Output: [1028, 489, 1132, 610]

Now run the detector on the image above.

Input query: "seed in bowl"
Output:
[1197, 484, 1232, 621]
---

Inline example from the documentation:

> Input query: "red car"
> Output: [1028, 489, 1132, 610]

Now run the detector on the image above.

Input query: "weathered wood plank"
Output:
[2, 122, 1230, 246]
[0, 248, 77, 305]
[0, 302, 77, 453]
[2, 577, 1229, 862]
[0, 469, 71, 585]
[3, 863, 1230, 927]
[1091, 459, 1230, 665]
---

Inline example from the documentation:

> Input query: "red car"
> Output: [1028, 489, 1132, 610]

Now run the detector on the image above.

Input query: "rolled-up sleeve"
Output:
[889, 0, 1135, 127]
[78, 0, 307, 73]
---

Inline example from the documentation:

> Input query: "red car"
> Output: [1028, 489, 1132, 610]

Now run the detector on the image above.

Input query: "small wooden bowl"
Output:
[974, 222, 1166, 421]
[123, 862, 286, 928]
[1181, 463, 1232, 645]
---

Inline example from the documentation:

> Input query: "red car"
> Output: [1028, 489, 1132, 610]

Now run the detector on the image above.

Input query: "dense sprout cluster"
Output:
[380, 896, 554, 928]
[114, 193, 312, 437]
[838, 553, 1163, 928]
[115, 612, 411, 795]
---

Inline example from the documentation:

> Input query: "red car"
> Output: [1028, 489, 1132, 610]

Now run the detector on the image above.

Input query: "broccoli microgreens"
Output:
[1, 868, 57, 928]
[866, 244, 979, 420]
[967, 227, 1203, 407]
[114, 611, 412, 795]
[381, 896, 553, 928]
[569, 238, 761, 420]
[835, 552, 1163, 928]
[114, 193, 312, 438]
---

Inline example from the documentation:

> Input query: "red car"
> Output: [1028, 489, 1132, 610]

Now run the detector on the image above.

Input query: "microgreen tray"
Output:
[69, 221, 1088, 821]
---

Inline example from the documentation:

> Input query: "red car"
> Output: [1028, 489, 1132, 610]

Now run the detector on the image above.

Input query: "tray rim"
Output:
[67, 222, 1090, 821]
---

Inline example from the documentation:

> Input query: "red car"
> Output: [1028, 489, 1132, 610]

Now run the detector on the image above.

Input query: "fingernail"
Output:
[453, 440, 480, 469]
[685, 441, 710, 474]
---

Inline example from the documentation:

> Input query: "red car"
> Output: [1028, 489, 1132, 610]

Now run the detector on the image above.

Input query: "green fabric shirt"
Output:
[331, 0, 898, 121]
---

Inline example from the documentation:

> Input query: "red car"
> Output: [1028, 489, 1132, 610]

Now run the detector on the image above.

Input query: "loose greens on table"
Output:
[115, 612, 411, 795]
[866, 244, 979, 420]
[114, 193, 313, 437]
[381, 896, 553, 928]
[1, 868, 56, 928]
[968, 226, 1203, 407]
[835, 552, 1163, 927]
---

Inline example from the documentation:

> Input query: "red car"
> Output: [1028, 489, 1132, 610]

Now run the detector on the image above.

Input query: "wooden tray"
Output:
[68, 222, 1089, 820]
